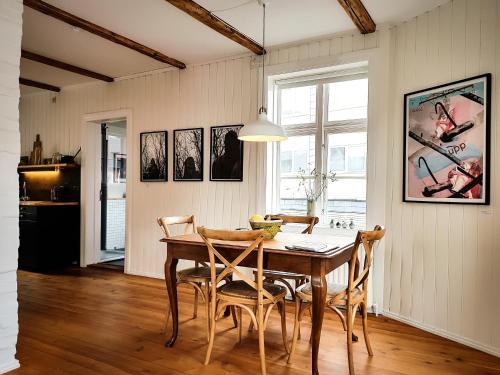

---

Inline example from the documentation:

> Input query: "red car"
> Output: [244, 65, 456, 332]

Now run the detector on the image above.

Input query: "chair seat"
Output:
[253, 269, 307, 280]
[218, 280, 287, 300]
[177, 266, 225, 280]
[297, 282, 362, 300]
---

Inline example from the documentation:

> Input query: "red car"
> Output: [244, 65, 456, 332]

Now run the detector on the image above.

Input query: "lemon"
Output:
[250, 214, 264, 222]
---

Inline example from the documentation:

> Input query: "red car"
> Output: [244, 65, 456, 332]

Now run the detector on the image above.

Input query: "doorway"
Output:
[81, 109, 132, 272]
[99, 120, 127, 268]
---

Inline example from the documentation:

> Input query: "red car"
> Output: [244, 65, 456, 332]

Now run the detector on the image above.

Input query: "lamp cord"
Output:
[260, 3, 266, 114]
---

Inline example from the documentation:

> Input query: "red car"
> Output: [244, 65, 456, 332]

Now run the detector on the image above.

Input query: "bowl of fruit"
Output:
[248, 215, 283, 239]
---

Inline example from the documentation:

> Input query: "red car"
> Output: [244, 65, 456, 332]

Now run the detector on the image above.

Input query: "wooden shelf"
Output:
[18, 163, 80, 172]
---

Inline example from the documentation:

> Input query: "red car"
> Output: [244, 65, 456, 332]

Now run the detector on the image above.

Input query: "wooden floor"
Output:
[13, 268, 500, 375]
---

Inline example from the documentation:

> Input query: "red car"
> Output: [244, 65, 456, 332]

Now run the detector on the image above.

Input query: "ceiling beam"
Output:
[21, 50, 114, 82]
[19, 77, 61, 92]
[165, 0, 264, 55]
[337, 0, 376, 34]
[23, 0, 186, 69]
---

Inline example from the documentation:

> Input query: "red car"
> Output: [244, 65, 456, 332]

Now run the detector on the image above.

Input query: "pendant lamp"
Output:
[238, 0, 287, 142]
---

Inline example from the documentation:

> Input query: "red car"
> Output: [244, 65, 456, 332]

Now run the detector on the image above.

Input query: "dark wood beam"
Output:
[337, 0, 376, 34]
[23, 0, 186, 69]
[21, 50, 114, 82]
[19, 78, 61, 92]
[165, 0, 264, 55]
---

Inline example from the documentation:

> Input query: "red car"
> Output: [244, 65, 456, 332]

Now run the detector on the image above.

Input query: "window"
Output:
[273, 73, 368, 230]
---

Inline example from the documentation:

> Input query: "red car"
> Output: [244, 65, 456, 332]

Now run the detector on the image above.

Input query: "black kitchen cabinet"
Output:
[19, 204, 80, 271]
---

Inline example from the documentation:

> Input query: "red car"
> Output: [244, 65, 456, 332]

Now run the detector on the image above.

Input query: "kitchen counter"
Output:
[20, 201, 79, 206]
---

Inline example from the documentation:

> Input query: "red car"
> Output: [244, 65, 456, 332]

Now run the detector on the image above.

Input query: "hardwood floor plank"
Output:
[13, 268, 500, 374]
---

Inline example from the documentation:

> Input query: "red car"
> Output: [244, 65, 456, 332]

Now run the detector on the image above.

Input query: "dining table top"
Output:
[161, 231, 355, 258]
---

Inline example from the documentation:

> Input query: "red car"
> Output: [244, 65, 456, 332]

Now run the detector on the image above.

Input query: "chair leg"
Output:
[257, 303, 267, 375]
[287, 297, 302, 364]
[230, 306, 238, 328]
[346, 304, 355, 375]
[193, 286, 199, 319]
[278, 299, 289, 354]
[204, 299, 217, 365]
[248, 305, 257, 332]
[237, 306, 243, 343]
[204, 282, 211, 343]
[361, 301, 373, 356]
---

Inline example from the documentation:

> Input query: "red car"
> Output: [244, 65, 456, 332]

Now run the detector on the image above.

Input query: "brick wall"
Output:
[0, 0, 22, 373]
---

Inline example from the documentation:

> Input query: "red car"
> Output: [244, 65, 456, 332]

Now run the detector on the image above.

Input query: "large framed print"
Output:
[173, 127, 203, 181]
[404, 74, 491, 204]
[210, 125, 244, 181]
[140, 131, 168, 182]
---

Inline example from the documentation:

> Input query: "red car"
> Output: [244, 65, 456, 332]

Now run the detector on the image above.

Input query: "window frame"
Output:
[273, 72, 368, 225]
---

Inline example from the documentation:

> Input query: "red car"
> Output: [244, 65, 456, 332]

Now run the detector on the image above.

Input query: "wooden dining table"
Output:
[161, 231, 355, 375]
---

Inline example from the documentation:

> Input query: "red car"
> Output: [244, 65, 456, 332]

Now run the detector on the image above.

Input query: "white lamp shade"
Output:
[238, 113, 287, 142]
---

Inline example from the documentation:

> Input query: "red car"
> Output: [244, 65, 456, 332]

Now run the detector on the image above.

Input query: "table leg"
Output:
[164, 254, 178, 347]
[311, 260, 326, 375]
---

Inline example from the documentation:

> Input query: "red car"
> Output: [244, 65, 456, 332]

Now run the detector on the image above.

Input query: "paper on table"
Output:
[285, 241, 339, 253]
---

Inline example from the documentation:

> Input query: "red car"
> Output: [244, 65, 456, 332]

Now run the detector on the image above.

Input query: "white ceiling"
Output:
[20, 0, 448, 95]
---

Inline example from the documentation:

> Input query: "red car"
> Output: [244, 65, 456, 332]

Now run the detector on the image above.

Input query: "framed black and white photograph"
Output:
[113, 153, 126, 183]
[210, 125, 244, 181]
[404, 74, 491, 204]
[140, 131, 167, 182]
[173, 128, 203, 181]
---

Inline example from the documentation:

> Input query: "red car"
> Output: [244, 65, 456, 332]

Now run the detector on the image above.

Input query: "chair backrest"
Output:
[198, 227, 275, 305]
[264, 214, 319, 234]
[157, 215, 197, 239]
[347, 225, 386, 296]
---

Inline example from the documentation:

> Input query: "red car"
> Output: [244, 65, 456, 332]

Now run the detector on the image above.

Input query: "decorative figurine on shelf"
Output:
[349, 219, 355, 229]
[29, 134, 43, 165]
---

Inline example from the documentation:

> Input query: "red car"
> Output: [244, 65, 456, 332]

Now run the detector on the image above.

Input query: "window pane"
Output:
[280, 135, 315, 175]
[280, 151, 292, 173]
[329, 147, 345, 172]
[327, 178, 366, 230]
[348, 145, 366, 172]
[279, 178, 308, 215]
[328, 132, 366, 174]
[328, 78, 368, 121]
[280, 85, 316, 125]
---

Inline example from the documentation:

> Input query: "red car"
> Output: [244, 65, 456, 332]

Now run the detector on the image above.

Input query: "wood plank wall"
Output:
[383, 0, 500, 357]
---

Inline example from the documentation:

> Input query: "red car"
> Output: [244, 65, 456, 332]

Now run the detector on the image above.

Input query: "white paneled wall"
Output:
[19, 31, 381, 281]
[0, 0, 21, 373]
[383, 0, 500, 357]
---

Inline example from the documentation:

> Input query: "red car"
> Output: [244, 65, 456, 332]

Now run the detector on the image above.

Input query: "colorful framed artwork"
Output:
[404, 74, 491, 204]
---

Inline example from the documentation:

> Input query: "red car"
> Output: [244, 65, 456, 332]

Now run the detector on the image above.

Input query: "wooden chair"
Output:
[287, 225, 386, 375]
[157, 215, 231, 341]
[252, 214, 319, 300]
[198, 227, 289, 375]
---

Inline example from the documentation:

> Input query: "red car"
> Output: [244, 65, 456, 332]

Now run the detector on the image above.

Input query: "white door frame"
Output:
[80, 109, 133, 274]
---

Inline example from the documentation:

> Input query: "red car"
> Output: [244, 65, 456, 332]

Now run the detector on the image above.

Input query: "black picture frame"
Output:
[403, 73, 491, 204]
[173, 127, 204, 181]
[140, 131, 168, 182]
[210, 125, 244, 182]
[113, 153, 126, 183]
